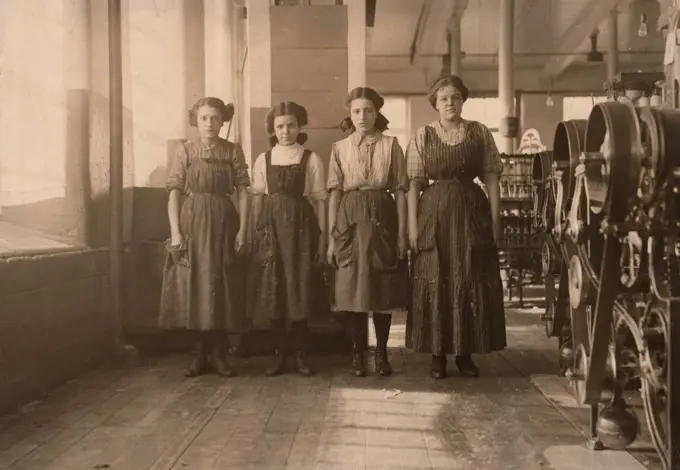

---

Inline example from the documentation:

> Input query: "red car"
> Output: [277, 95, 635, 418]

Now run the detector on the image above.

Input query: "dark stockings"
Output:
[185, 331, 237, 378]
[347, 313, 368, 377]
[372, 313, 393, 376]
[266, 320, 314, 377]
[346, 313, 393, 377]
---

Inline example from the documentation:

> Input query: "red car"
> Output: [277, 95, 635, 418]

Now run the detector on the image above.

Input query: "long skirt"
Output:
[247, 194, 322, 328]
[159, 193, 247, 332]
[331, 189, 409, 313]
[406, 180, 507, 355]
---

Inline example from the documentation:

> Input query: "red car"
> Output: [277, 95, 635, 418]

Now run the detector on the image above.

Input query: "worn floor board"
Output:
[0, 310, 663, 470]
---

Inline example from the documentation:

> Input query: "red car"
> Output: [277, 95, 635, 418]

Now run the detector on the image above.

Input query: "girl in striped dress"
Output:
[405, 75, 507, 379]
[248, 101, 327, 377]
[327, 87, 409, 377]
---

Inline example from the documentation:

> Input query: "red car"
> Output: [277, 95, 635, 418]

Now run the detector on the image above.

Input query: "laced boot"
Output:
[294, 350, 314, 377]
[266, 349, 287, 376]
[351, 343, 367, 377]
[455, 354, 479, 377]
[185, 340, 211, 378]
[373, 313, 393, 376]
[211, 339, 238, 378]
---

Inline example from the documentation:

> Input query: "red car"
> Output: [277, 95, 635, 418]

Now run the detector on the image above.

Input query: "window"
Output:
[562, 95, 608, 121]
[380, 96, 409, 151]
[463, 97, 514, 151]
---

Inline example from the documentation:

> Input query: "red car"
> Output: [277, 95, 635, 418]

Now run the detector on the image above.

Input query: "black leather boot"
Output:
[373, 313, 392, 376]
[455, 354, 479, 377]
[351, 343, 367, 377]
[290, 320, 313, 377]
[185, 340, 211, 378]
[210, 336, 238, 378]
[349, 313, 367, 377]
[430, 355, 447, 380]
[265, 349, 287, 376]
[294, 351, 314, 377]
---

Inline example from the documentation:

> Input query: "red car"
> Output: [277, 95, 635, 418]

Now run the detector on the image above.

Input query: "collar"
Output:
[198, 138, 224, 151]
[273, 142, 303, 152]
[349, 130, 381, 146]
[433, 119, 467, 135]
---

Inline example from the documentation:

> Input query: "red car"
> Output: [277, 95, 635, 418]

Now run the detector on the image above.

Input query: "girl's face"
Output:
[273, 114, 300, 146]
[435, 85, 464, 122]
[350, 98, 377, 134]
[196, 105, 223, 140]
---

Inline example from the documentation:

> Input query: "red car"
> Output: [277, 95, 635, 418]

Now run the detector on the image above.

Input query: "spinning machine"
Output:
[533, 93, 679, 468]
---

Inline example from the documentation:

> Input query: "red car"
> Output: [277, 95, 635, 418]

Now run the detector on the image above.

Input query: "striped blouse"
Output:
[326, 131, 408, 192]
[405, 120, 503, 181]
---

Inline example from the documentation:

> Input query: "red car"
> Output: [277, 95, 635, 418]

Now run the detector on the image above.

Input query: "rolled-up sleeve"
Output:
[166, 142, 189, 193]
[305, 152, 328, 200]
[326, 143, 344, 191]
[232, 143, 251, 187]
[405, 127, 427, 182]
[479, 124, 504, 175]
[249, 153, 267, 195]
[388, 138, 408, 192]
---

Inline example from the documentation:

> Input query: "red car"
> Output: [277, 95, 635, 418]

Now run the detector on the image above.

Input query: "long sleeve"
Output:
[166, 142, 189, 192]
[305, 151, 328, 200]
[232, 142, 251, 187]
[249, 153, 267, 195]
[326, 143, 344, 191]
[405, 127, 427, 182]
[479, 124, 504, 175]
[387, 137, 408, 191]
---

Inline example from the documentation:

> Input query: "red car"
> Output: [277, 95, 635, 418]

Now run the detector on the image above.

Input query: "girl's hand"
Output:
[326, 238, 336, 266]
[409, 232, 419, 252]
[235, 229, 247, 254]
[493, 219, 503, 245]
[171, 233, 184, 247]
[316, 237, 327, 267]
[397, 234, 408, 260]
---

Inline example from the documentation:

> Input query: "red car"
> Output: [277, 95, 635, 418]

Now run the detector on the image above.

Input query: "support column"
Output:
[64, 0, 91, 245]
[498, 0, 515, 154]
[245, 0, 272, 165]
[347, 0, 366, 90]
[449, 13, 462, 76]
[607, 8, 619, 80]
[204, 0, 235, 139]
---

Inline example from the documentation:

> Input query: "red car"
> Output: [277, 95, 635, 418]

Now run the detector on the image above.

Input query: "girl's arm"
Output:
[168, 189, 182, 244]
[407, 181, 420, 250]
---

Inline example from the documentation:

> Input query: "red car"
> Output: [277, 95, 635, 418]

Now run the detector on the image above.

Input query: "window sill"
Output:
[0, 221, 88, 260]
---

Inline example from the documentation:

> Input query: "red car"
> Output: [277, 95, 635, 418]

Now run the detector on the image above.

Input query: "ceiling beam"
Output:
[541, 0, 630, 80]
[416, 0, 468, 56]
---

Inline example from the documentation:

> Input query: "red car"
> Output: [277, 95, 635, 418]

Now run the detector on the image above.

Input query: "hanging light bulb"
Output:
[546, 94, 554, 107]
[638, 14, 648, 37]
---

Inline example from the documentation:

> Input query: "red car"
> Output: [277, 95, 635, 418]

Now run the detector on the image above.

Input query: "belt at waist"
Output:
[188, 191, 230, 198]
[345, 187, 388, 192]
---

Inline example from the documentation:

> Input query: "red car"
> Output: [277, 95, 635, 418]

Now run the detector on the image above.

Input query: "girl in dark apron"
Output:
[159, 97, 251, 378]
[327, 87, 409, 377]
[248, 101, 327, 376]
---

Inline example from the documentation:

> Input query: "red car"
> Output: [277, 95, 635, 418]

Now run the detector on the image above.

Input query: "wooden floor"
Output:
[0, 307, 663, 470]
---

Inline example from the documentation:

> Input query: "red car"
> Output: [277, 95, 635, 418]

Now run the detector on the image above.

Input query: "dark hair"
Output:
[339, 87, 390, 133]
[427, 74, 469, 109]
[188, 97, 235, 127]
[265, 101, 309, 147]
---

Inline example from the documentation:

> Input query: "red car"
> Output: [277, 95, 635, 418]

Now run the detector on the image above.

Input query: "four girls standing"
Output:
[161, 76, 507, 379]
